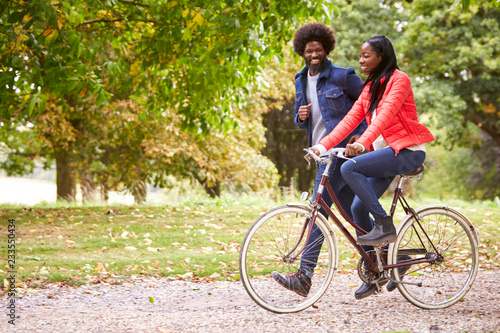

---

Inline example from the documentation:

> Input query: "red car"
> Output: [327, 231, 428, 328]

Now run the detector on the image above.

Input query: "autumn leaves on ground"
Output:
[1, 198, 499, 291]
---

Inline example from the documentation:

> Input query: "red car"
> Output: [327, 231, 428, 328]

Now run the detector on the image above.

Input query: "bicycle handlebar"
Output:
[303, 147, 355, 164]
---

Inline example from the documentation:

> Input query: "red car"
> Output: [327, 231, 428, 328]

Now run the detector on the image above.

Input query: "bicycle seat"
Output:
[402, 165, 424, 177]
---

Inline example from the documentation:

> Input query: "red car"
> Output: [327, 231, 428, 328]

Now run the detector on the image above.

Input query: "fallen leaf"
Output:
[84, 289, 101, 296]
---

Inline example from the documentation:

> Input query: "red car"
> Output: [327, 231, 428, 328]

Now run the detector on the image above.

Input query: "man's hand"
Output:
[298, 103, 312, 121]
[347, 135, 360, 145]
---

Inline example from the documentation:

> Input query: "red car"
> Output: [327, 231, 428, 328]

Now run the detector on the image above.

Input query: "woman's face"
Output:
[359, 42, 382, 76]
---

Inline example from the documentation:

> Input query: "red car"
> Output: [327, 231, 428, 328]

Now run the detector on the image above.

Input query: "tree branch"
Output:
[79, 17, 155, 27]
[117, 0, 151, 8]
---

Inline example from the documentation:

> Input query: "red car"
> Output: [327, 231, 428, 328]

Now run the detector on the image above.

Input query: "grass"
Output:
[1, 195, 499, 290]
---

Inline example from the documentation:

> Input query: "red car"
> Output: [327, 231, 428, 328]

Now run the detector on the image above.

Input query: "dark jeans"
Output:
[341, 147, 426, 221]
[300, 148, 425, 278]
[300, 157, 355, 277]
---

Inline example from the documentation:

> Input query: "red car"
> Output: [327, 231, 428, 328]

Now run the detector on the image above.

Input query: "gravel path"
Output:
[3, 270, 499, 333]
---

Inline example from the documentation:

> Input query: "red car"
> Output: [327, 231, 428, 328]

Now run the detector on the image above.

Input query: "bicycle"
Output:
[239, 148, 479, 313]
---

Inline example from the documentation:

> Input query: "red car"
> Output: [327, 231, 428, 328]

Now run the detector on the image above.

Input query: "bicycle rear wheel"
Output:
[239, 205, 338, 313]
[390, 207, 479, 309]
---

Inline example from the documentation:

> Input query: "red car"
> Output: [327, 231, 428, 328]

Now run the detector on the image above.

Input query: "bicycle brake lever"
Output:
[303, 149, 313, 165]
[337, 150, 357, 163]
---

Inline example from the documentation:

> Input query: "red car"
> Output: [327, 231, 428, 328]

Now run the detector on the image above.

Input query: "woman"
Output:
[311, 35, 435, 299]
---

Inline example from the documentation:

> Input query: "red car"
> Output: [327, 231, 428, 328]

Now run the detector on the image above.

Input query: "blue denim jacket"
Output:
[294, 59, 366, 148]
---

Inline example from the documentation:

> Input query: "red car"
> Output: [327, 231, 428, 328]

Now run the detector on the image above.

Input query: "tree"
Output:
[449, 0, 500, 11]
[392, 0, 500, 199]
[262, 97, 316, 192]
[0, 0, 333, 201]
[1, 0, 335, 127]
[398, 0, 500, 149]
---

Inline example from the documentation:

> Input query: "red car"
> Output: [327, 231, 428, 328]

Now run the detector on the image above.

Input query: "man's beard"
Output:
[306, 56, 326, 74]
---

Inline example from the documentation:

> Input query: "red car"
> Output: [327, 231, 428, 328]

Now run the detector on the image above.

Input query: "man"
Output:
[272, 22, 367, 298]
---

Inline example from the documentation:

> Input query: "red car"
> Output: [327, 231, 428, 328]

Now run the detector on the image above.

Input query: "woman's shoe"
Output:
[357, 215, 397, 246]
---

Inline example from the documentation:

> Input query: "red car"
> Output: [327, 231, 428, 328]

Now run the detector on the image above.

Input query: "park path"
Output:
[2, 270, 499, 333]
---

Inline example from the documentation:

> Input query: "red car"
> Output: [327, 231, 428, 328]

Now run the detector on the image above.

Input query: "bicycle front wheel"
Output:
[239, 205, 338, 313]
[391, 207, 479, 309]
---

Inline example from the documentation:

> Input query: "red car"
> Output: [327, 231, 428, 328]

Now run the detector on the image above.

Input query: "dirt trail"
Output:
[3, 270, 499, 333]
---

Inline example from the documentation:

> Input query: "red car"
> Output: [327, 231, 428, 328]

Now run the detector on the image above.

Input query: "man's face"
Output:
[304, 41, 326, 76]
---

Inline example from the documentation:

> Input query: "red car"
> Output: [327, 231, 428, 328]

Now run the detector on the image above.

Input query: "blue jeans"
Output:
[300, 158, 355, 277]
[300, 148, 425, 277]
[341, 147, 426, 222]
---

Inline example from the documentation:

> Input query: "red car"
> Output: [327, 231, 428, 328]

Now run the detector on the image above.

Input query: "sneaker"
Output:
[387, 255, 412, 292]
[272, 270, 311, 297]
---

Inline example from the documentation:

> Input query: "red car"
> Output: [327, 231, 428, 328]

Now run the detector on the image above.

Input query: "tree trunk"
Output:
[298, 165, 315, 193]
[79, 169, 97, 203]
[101, 186, 109, 202]
[55, 150, 76, 202]
[132, 180, 147, 204]
[204, 180, 220, 198]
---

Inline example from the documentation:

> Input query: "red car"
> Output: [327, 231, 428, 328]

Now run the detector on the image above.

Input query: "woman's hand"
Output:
[346, 135, 363, 156]
[309, 147, 321, 156]
[345, 142, 364, 156]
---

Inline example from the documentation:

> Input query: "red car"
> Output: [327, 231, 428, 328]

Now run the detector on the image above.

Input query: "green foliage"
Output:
[0, 0, 334, 201]
[413, 144, 478, 200]
[0, 0, 335, 132]
[329, 0, 401, 70]
[450, 0, 500, 11]
[398, 0, 500, 150]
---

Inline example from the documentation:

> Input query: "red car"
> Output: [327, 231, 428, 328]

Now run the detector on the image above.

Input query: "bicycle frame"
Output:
[289, 150, 441, 275]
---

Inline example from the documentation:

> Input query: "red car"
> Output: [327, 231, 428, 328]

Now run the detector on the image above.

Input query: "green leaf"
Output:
[8, 11, 25, 24]
[96, 91, 106, 106]
[27, 97, 37, 115]
[38, 99, 46, 112]
[148, 296, 154, 303]
[11, 56, 22, 67]
[463, 0, 471, 11]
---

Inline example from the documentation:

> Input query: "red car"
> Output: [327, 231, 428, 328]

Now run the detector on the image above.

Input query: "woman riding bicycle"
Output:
[308, 35, 435, 299]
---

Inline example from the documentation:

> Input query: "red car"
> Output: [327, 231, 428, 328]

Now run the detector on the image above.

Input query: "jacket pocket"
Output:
[325, 89, 346, 112]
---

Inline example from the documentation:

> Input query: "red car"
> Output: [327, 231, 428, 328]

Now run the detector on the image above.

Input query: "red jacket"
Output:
[318, 70, 434, 155]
